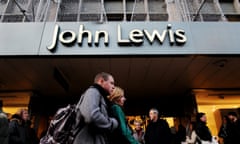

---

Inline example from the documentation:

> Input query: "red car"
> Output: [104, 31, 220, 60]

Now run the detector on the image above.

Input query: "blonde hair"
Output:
[108, 86, 124, 102]
[134, 119, 143, 126]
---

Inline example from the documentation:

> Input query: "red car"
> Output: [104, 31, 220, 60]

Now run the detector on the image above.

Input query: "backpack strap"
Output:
[69, 90, 88, 142]
[72, 85, 105, 136]
[76, 93, 85, 109]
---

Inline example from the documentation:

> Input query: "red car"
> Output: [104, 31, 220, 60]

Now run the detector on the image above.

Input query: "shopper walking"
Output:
[73, 72, 118, 144]
[107, 86, 139, 144]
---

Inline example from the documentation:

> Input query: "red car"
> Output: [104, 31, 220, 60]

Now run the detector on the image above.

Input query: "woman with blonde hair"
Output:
[133, 119, 145, 144]
[108, 86, 139, 144]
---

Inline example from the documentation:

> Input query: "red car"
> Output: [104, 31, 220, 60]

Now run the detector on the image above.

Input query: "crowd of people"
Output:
[217, 112, 240, 144]
[0, 101, 39, 144]
[1, 72, 240, 144]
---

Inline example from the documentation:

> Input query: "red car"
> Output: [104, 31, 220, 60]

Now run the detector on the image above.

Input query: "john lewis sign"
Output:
[2, 22, 240, 55]
[47, 23, 187, 52]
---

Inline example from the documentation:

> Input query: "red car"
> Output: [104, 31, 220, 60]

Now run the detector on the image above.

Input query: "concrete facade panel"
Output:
[0, 23, 44, 55]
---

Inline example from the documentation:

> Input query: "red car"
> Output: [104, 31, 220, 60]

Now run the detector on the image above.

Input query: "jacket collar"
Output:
[91, 83, 110, 97]
[91, 84, 112, 107]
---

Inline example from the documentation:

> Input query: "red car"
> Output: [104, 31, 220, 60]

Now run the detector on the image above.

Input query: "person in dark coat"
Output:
[107, 86, 139, 144]
[8, 108, 38, 144]
[73, 72, 118, 144]
[132, 119, 145, 144]
[9, 109, 29, 144]
[218, 115, 230, 144]
[227, 111, 240, 144]
[27, 120, 39, 144]
[175, 124, 186, 144]
[195, 112, 213, 143]
[0, 100, 9, 144]
[144, 108, 171, 144]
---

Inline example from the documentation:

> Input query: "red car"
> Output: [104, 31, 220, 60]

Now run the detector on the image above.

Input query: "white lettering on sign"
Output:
[47, 24, 187, 52]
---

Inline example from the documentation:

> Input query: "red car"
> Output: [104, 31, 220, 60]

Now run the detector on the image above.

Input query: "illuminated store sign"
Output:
[47, 24, 187, 52]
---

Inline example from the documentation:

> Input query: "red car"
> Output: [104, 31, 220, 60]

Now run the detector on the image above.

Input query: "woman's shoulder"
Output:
[111, 104, 122, 110]
[111, 104, 125, 116]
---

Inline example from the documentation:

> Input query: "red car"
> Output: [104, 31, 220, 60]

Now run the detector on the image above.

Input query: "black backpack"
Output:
[40, 96, 85, 144]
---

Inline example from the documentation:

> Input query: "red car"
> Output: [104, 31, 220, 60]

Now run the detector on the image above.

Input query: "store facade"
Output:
[1, 21, 240, 136]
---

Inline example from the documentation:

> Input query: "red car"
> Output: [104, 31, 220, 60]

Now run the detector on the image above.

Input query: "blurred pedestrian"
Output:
[227, 111, 240, 144]
[183, 122, 197, 144]
[195, 112, 218, 144]
[132, 119, 145, 144]
[9, 108, 30, 144]
[175, 124, 186, 144]
[0, 100, 8, 144]
[218, 116, 230, 144]
[144, 108, 171, 144]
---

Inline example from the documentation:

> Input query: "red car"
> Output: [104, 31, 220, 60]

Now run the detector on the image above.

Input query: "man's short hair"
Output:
[196, 112, 205, 122]
[228, 111, 238, 117]
[94, 72, 112, 83]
